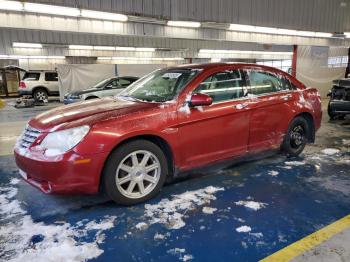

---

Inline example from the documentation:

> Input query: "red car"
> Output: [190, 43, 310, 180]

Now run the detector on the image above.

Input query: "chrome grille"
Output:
[19, 125, 41, 149]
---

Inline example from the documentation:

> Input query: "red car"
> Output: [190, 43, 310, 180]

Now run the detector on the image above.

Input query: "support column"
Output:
[345, 47, 350, 78]
[291, 45, 298, 77]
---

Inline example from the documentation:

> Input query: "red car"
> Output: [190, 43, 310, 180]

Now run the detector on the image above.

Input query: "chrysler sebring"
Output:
[14, 63, 322, 205]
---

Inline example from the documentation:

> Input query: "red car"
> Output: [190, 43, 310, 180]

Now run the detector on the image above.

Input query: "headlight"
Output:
[41, 125, 90, 156]
[68, 94, 82, 99]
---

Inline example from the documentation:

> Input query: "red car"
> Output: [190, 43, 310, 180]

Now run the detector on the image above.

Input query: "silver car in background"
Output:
[63, 76, 139, 104]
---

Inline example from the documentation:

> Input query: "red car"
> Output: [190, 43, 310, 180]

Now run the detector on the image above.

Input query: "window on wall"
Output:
[256, 60, 292, 73]
[327, 56, 348, 68]
[194, 70, 245, 103]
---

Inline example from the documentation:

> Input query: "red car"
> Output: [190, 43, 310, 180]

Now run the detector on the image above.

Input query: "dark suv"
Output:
[327, 78, 350, 119]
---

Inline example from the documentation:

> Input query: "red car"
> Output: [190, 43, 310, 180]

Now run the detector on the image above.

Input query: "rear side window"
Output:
[194, 70, 245, 103]
[246, 70, 282, 95]
[246, 70, 297, 95]
[23, 72, 40, 81]
[45, 72, 58, 81]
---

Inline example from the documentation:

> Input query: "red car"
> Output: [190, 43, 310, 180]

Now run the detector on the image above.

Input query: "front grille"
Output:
[19, 125, 41, 149]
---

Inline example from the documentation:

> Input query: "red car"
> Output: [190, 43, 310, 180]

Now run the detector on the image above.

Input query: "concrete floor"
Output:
[0, 99, 349, 261]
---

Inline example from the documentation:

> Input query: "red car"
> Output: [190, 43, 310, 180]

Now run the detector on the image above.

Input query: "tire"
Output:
[85, 96, 98, 100]
[327, 103, 336, 120]
[281, 116, 310, 157]
[102, 140, 168, 205]
[33, 88, 48, 102]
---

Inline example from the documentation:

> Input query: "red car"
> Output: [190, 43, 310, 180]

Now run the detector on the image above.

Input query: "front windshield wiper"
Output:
[116, 94, 146, 102]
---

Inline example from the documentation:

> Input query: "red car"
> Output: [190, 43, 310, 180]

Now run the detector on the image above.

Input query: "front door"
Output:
[177, 68, 251, 170]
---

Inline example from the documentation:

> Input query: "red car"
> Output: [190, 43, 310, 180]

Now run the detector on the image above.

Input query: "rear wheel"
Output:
[327, 103, 337, 120]
[281, 117, 309, 157]
[33, 88, 48, 102]
[102, 140, 168, 205]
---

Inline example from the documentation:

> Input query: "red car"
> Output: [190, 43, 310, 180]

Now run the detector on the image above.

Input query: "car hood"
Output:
[29, 97, 158, 131]
[68, 87, 102, 96]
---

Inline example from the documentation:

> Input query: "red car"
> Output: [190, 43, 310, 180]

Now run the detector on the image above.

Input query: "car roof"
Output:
[167, 62, 284, 72]
[119, 76, 139, 80]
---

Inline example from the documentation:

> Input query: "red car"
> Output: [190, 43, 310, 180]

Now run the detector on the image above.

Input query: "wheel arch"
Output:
[99, 134, 175, 191]
[85, 96, 99, 100]
[32, 86, 49, 95]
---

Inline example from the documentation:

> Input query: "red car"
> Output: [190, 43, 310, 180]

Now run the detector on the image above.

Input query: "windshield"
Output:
[118, 68, 200, 102]
[93, 78, 112, 88]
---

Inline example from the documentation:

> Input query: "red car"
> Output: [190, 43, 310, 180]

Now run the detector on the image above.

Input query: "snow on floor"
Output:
[321, 148, 340, 155]
[235, 199, 268, 211]
[268, 170, 279, 177]
[142, 186, 224, 229]
[0, 182, 116, 262]
[167, 248, 194, 261]
[236, 225, 252, 233]
[284, 161, 305, 166]
[202, 206, 217, 214]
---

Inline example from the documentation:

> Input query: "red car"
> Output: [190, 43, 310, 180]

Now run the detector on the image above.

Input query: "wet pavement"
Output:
[0, 100, 349, 261]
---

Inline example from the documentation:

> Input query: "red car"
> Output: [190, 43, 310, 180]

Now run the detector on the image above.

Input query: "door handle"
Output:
[235, 103, 249, 109]
[280, 94, 292, 101]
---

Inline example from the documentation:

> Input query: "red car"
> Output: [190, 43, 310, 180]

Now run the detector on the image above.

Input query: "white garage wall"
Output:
[296, 46, 347, 98]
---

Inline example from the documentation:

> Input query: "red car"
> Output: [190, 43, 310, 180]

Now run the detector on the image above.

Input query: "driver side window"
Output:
[109, 80, 121, 89]
[193, 70, 245, 103]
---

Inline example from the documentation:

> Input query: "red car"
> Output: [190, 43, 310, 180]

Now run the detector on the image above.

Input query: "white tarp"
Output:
[56, 63, 167, 101]
[117, 64, 167, 77]
[296, 46, 346, 98]
[57, 64, 116, 101]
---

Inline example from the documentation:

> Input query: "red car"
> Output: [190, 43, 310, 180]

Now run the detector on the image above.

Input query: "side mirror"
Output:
[189, 93, 213, 107]
[105, 84, 113, 89]
[327, 90, 331, 97]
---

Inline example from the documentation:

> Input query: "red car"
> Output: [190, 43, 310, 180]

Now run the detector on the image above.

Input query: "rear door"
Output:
[177, 68, 251, 169]
[244, 67, 297, 152]
[44, 72, 59, 93]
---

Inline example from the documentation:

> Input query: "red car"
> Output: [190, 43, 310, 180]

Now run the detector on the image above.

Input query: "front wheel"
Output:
[102, 140, 168, 205]
[281, 117, 309, 157]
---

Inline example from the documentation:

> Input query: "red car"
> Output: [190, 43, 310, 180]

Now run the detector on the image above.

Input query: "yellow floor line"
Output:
[260, 214, 350, 262]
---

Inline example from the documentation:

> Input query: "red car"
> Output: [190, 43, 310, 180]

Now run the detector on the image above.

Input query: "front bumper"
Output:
[14, 147, 107, 194]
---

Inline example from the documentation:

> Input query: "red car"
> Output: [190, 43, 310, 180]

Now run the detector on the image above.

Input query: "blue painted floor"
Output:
[0, 102, 350, 261]
[1, 147, 349, 261]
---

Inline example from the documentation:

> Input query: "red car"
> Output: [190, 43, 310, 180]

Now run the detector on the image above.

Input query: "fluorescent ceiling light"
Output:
[115, 47, 136, 51]
[0, 55, 65, 59]
[81, 9, 127, 22]
[0, 0, 23, 11]
[98, 57, 183, 61]
[135, 47, 155, 52]
[345, 32, 350, 38]
[13, 42, 42, 48]
[199, 49, 293, 55]
[229, 23, 333, 38]
[69, 45, 94, 50]
[93, 46, 116, 51]
[167, 20, 201, 28]
[24, 3, 80, 17]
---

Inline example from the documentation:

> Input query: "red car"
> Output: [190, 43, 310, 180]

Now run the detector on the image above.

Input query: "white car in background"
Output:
[19, 71, 59, 102]
[63, 76, 139, 104]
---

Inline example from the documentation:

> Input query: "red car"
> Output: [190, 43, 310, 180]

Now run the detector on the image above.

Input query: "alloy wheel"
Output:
[115, 150, 161, 199]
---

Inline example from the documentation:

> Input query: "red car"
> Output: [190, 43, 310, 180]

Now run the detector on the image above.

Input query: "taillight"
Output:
[19, 81, 26, 88]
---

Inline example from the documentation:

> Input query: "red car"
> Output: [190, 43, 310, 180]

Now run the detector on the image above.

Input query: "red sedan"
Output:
[14, 63, 322, 205]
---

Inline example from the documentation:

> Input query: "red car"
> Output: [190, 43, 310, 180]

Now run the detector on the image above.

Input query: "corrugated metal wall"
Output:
[28, 0, 350, 32]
